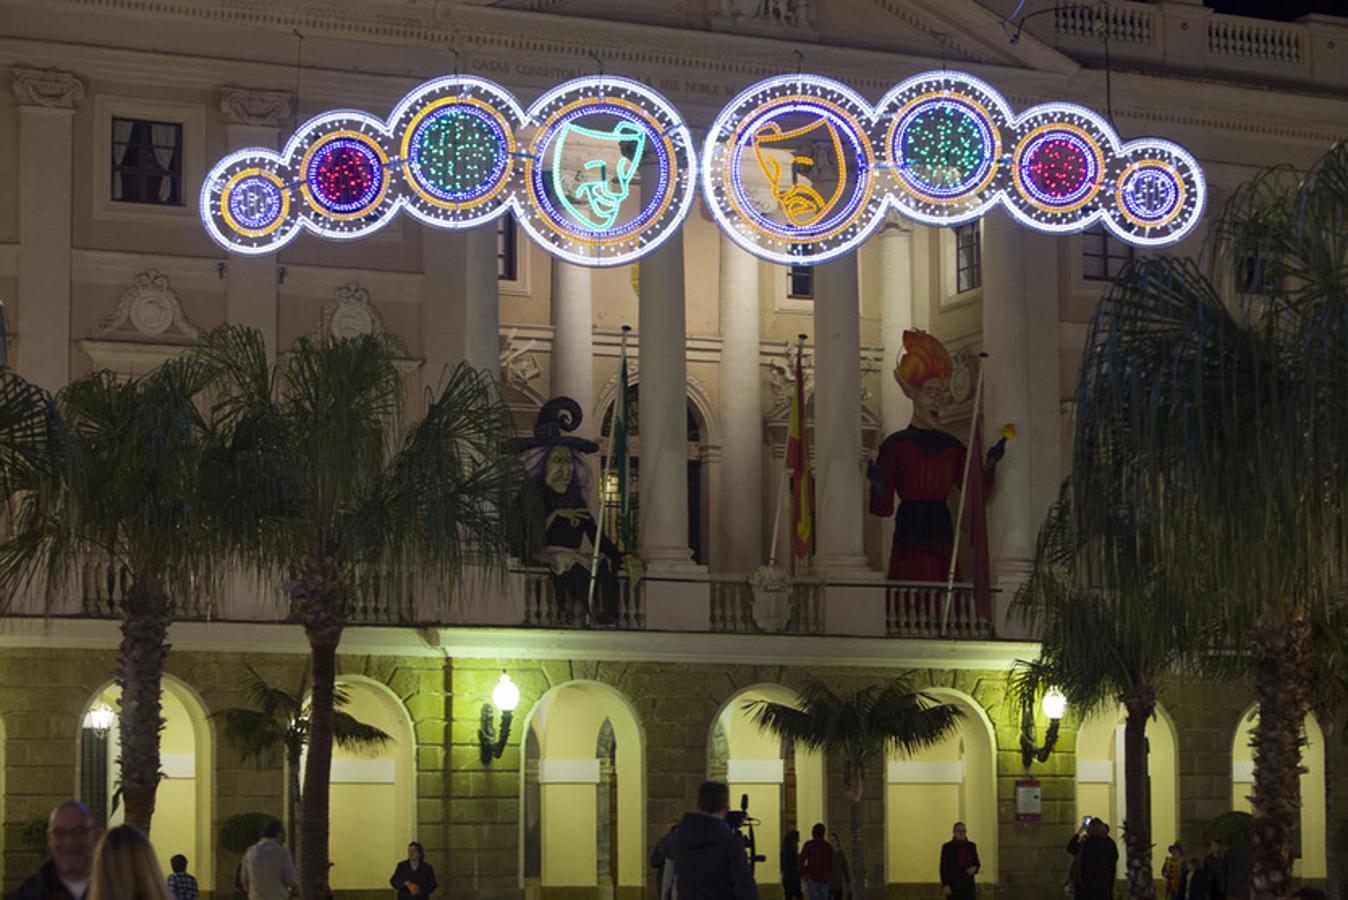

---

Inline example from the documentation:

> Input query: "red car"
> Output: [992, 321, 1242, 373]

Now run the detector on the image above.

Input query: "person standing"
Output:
[240, 820, 297, 900]
[780, 830, 802, 900]
[1066, 819, 1118, 900]
[166, 855, 199, 900]
[827, 833, 850, 900]
[670, 781, 757, 900]
[1163, 844, 1187, 900]
[6, 801, 99, 900]
[87, 825, 170, 900]
[651, 822, 679, 900]
[389, 842, 437, 900]
[939, 822, 980, 900]
[1203, 840, 1228, 900]
[798, 824, 833, 900]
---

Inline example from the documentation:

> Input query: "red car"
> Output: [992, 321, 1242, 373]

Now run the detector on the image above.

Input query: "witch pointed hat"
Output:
[518, 396, 599, 453]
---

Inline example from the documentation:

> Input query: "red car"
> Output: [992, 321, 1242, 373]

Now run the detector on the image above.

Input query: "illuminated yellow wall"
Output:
[1075, 704, 1178, 879]
[328, 681, 413, 890]
[1231, 710, 1324, 878]
[885, 691, 996, 884]
[542, 783, 599, 885]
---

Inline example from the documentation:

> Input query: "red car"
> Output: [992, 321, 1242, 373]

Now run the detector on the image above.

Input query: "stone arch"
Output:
[885, 687, 997, 885]
[1231, 704, 1325, 878]
[326, 675, 417, 891]
[1074, 700, 1180, 878]
[77, 673, 215, 886]
[519, 680, 646, 893]
[707, 684, 827, 888]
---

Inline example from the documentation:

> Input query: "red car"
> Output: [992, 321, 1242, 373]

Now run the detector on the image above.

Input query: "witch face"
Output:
[545, 445, 574, 495]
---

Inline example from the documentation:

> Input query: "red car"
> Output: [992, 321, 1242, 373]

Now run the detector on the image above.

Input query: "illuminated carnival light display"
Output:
[202, 69, 1204, 265]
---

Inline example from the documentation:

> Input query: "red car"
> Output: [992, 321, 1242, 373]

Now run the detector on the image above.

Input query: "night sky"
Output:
[1207, 0, 1348, 21]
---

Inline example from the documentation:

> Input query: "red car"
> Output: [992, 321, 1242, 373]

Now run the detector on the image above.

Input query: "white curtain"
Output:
[111, 119, 134, 201]
[150, 124, 178, 202]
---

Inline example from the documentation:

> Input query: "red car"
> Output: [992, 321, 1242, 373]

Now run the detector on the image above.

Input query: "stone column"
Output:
[550, 260, 595, 436]
[221, 88, 292, 362]
[811, 252, 871, 577]
[980, 211, 1036, 612]
[12, 66, 84, 390]
[877, 220, 915, 435]
[423, 224, 499, 385]
[636, 170, 694, 570]
[717, 235, 763, 576]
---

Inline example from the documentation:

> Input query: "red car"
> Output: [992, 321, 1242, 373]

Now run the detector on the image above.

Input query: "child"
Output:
[167, 854, 199, 900]
[1162, 844, 1186, 900]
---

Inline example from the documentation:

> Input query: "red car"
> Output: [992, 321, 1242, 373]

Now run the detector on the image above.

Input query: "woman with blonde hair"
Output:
[88, 824, 171, 900]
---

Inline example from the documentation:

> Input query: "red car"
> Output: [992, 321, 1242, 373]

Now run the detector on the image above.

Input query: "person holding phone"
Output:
[1066, 818, 1117, 900]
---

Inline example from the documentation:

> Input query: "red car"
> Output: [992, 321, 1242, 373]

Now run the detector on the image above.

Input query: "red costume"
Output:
[869, 426, 992, 581]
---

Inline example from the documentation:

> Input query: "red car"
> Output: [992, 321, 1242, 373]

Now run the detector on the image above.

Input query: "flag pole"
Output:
[588, 325, 630, 621]
[768, 334, 807, 568]
[941, 353, 987, 636]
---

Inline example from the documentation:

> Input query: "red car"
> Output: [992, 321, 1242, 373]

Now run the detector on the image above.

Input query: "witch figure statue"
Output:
[867, 330, 1008, 583]
[517, 397, 627, 626]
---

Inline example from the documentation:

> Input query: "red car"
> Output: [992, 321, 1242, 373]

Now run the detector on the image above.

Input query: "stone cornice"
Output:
[11, 63, 85, 108]
[219, 86, 294, 127]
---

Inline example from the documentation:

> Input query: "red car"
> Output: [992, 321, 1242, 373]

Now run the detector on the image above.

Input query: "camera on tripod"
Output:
[726, 793, 766, 870]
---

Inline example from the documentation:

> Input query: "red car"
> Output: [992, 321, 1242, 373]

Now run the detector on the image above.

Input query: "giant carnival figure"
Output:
[867, 331, 1008, 593]
[517, 397, 627, 626]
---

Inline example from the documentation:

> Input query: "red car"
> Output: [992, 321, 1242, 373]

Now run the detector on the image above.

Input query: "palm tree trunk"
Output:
[300, 620, 341, 900]
[117, 581, 172, 832]
[1318, 705, 1341, 900]
[287, 744, 303, 865]
[1121, 686, 1158, 900]
[845, 761, 867, 900]
[1249, 611, 1312, 900]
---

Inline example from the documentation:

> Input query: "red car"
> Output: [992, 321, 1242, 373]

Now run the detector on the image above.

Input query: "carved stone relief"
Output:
[90, 270, 202, 340]
[319, 283, 384, 340]
[11, 65, 86, 109]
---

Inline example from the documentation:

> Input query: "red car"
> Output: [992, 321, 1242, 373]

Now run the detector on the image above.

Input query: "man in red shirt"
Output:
[799, 823, 833, 900]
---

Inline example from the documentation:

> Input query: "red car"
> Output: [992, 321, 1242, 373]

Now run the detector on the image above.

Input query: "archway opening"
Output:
[326, 678, 415, 891]
[522, 681, 645, 897]
[710, 685, 827, 888]
[885, 689, 997, 885]
[1074, 702, 1179, 878]
[78, 677, 214, 886]
[1231, 708, 1325, 878]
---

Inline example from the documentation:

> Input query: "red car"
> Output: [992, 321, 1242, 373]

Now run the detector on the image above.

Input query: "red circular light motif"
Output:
[311, 142, 379, 211]
[1026, 138, 1088, 199]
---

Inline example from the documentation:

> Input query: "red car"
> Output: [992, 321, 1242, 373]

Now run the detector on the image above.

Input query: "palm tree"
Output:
[194, 325, 524, 900]
[745, 679, 962, 900]
[1307, 606, 1348, 900]
[213, 665, 390, 856]
[0, 360, 215, 831]
[1070, 142, 1348, 899]
[1013, 486, 1208, 900]
[0, 302, 63, 510]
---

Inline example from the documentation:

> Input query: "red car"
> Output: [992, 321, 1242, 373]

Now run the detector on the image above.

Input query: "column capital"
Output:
[219, 87, 294, 127]
[877, 212, 913, 236]
[12, 66, 85, 109]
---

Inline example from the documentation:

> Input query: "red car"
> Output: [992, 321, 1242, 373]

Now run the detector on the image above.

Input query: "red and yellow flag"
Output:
[787, 344, 812, 559]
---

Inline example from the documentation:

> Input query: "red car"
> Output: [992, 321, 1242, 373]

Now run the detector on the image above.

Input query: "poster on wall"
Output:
[1015, 778, 1042, 822]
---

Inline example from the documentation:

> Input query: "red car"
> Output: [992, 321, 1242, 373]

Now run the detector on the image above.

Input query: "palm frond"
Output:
[212, 707, 287, 766]
[333, 711, 391, 752]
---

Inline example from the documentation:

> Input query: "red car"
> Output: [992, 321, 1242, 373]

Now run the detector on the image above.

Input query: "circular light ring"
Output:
[888, 92, 1001, 204]
[704, 74, 881, 266]
[200, 150, 302, 255]
[1102, 139, 1207, 246]
[723, 95, 875, 242]
[1013, 123, 1104, 213]
[300, 131, 391, 220]
[518, 77, 696, 267]
[403, 99, 513, 207]
[220, 168, 290, 238]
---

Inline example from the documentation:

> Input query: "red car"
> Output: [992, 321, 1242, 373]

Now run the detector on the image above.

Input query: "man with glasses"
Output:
[6, 801, 99, 900]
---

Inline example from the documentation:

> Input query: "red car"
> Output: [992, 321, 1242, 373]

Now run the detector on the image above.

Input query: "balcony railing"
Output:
[51, 560, 997, 640]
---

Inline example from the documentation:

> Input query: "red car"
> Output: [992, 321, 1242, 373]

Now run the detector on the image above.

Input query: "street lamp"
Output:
[1020, 687, 1066, 768]
[478, 672, 521, 765]
[83, 703, 115, 735]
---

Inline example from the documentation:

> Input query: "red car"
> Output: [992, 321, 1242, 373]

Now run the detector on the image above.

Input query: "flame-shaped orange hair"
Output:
[897, 329, 954, 389]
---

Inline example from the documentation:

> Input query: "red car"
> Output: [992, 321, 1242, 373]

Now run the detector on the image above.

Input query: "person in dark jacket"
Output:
[939, 822, 981, 900]
[671, 781, 757, 900]
[780, 830, 802, 900]
[1203, 840, 1228, 900]
[6, 801, 98, 900]
[652, 821, 680, 900]
[1066, 819, 1118, 900]
[388, 842, 437, 900]
[798, 824, 832, 900]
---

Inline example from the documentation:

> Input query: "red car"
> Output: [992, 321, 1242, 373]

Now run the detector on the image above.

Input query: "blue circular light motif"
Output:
[893, 98, 994, 200]
[306, 138, 385, 215]
[1121, 167, 1180, 222]
[228, 176, 283, 230]
[532, 104, 667, 238]
[729, 101, 870, 240]
[407, 106, 509, 203]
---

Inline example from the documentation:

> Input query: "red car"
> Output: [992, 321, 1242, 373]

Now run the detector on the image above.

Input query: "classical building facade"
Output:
[1, 0, 1347, 898]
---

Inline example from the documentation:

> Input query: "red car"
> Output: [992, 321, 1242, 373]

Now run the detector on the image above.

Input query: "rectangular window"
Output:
[111, 117, 183, 206]
[1082, 224, 1135, 281]
[497, 214, 518, 281]
[788, 264, 814, 299]
[955, 223, 981, 293]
